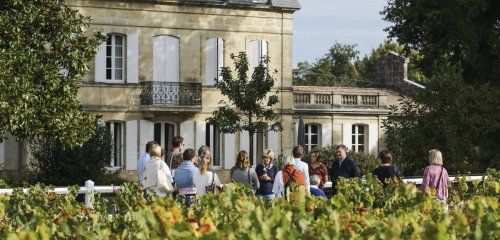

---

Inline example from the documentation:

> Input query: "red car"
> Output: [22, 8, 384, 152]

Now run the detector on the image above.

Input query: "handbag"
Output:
[205, 172, 221, 194]
[157, 160, 174, 194]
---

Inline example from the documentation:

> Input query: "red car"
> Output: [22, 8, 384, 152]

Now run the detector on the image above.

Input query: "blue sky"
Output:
[292, 0, 391, 66]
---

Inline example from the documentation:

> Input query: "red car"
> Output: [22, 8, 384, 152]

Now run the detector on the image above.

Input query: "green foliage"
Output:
[27, 124, 113, 186]
[207, 52, 282, 163]
[0, 0, 105, 146]
[382, 0, 500, 85]
[383, 68, 500, 175]
[1, 170, 499, 239]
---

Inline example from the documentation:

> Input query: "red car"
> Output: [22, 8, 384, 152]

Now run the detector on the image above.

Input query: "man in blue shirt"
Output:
[137, 141, 157, 184]
[174, 148, 199, 206]
[310, 175, 327, 198]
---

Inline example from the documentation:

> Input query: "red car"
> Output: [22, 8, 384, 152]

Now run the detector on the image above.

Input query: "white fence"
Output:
[0, 175, 486, 208]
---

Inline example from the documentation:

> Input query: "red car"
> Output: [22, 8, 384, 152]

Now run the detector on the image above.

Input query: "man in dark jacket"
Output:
[329, 144, 361, 191]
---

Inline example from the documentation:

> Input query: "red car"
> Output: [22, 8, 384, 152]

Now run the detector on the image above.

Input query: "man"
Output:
[173, 148, 199, 206]
[329, 144, 361, 188]
[310, 175, 327, 198]
[166, 136, 184, 169]
[137, 141, 157, 184]
[196, 145, 211, 169]
[292, 145, 310, 192]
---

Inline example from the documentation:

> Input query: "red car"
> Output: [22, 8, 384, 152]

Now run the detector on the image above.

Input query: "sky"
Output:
[292, 0, 391, 66]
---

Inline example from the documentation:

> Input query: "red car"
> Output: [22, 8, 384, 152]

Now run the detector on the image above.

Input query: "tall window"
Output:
[154, 123, 175, 153]
[105, 121, 124, 167]
[205, 123, 221, 167]
[352, 124, 366, 152]
[106, 34, 125, 81]
[305, 124, 320, 153]
[153, 35, 180, 82]
[205, 38, 224, 85]
[249, 40, 268, 76]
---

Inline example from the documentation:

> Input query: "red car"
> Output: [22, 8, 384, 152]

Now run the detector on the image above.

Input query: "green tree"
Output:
[0, 0, 104, 146]
[382, 0, 500, 85]
[292, 61, 313, 86]
[207, 52, 282, 164]
[28, 123, 113, 186]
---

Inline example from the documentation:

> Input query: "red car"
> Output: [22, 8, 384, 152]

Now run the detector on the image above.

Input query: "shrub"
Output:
[27, 124, 113, 186]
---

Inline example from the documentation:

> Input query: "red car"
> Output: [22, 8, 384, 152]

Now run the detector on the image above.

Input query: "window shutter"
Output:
[195, 121, 206, 150]
[342, 123, 352, 150]
[0, 141, 4, 169]
[321, 122, 332, 148]
[165, 36, 180, 82]
[139, 120, 154, 156]
[127, 33, 139, 83]
[368, 124, 379, 155]
[249, 40, 259, 77]
[125, 120, 138, 170]
[205, 38, 217, 85]
[180, 120, 195, 149]
[94, 35, 107, 82]
[224, 133, 236, 169]
[217, 38, 224, 82]
[261, 40, 268, 68]
[293, 122, 298, 146]
[267, 130, 279, 157]
[153, 36, 166, 82]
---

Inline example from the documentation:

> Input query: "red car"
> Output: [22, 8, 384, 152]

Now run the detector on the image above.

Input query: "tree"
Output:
[28, 123, 113, 186]
[382, 0, 500, 85]
[0, 0, 104, 146]
[207, 52, 282, 165]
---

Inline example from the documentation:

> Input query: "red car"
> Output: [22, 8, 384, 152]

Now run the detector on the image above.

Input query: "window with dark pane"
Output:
[304, 123, 320, 153]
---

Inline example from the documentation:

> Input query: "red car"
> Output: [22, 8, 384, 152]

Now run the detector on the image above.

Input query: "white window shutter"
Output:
[217, 38, 224, 82]
[0, 141, 5, 169]
[165, 36, 180, 83]
[293, 122, 298, 146]
[321, 122, 332, 148]
[205, 38, 217, 86]
[153, 36, 166, 82]
[195, 121, 206, 150]
[249, 40, 259, 77]
[127, 33, 139, 83]
[261, 40, 268, 68]
[139, 120, 154, 155]
[180, 120, 195, 149]
[368, 124, 379, 155]
[342, 123, 352, 151]
[240, 130, 249, 153]
[224, 133, 236, 169]
[125, 120, 138, 170]
[94, 37, 107, 82]
[267, 130, 279, 157]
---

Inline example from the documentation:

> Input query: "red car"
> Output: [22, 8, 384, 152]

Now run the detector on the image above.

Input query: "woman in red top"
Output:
[308, 151, 328, 189]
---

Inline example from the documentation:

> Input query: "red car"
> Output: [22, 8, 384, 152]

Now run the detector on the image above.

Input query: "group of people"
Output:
[138, 135, 451, 205]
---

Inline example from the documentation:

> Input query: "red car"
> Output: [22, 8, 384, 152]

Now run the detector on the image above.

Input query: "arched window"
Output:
[106, 34, 126, 81]
[105, 121, 125, 168]
[305, 123, 320, 153]
[352, 124, 366, 152]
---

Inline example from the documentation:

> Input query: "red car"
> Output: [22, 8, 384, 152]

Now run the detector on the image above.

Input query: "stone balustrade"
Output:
[292, 91, 388, 111]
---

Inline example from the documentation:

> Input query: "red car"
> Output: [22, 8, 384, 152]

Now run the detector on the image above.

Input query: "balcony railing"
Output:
[140, 82, 202, 106]
[293, 91, 387, 111]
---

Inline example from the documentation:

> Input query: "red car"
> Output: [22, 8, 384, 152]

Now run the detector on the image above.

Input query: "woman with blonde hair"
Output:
[230, 150, 260, 191]
[256, 149, 278, 199]
[422, 149, 450, 202]
[273, 155, 306, 198]
[193, 153, 222, 196]
[143, 144, 173, 197]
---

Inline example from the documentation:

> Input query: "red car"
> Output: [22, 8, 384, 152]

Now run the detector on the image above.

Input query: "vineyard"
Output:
[1, 169, 498, 239]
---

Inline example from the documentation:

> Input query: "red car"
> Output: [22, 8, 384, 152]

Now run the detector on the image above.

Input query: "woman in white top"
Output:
[143, 143, 173, 197]
[193, 154, 222, 196]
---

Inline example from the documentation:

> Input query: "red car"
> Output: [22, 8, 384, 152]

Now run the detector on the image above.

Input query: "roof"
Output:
[179, 0, 301, 11]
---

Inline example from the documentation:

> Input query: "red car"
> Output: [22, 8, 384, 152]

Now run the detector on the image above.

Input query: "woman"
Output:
[308, 151, 328, 189]
[143, 144, 173, 197]
[422, 149, 450, 202]
[230, 150, 260, 192]
[256, 149, 278, 199]
[273, 155, 306, 198]
[372, 150, 400, 185]
[193, 154, 222, 196]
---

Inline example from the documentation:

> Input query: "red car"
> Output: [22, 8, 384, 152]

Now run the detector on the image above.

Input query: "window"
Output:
[305, 124, 320, 153]
[105, 121, 124, 167]
[249, 40, 268, 76]
[154, 123, 175, 153]
[205, 38, 224, 85]
[153, 35, 180, 82]
[352, 124, 366, 152]
[205, 123, 221, 167]
[106, 34, 125, 81]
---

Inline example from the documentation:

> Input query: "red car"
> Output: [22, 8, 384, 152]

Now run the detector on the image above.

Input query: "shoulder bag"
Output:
[157, 160, 174, 194]
[205, 172, 222, 195]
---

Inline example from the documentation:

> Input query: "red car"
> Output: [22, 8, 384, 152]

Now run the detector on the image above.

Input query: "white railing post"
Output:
[85, 180, 95, 209]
